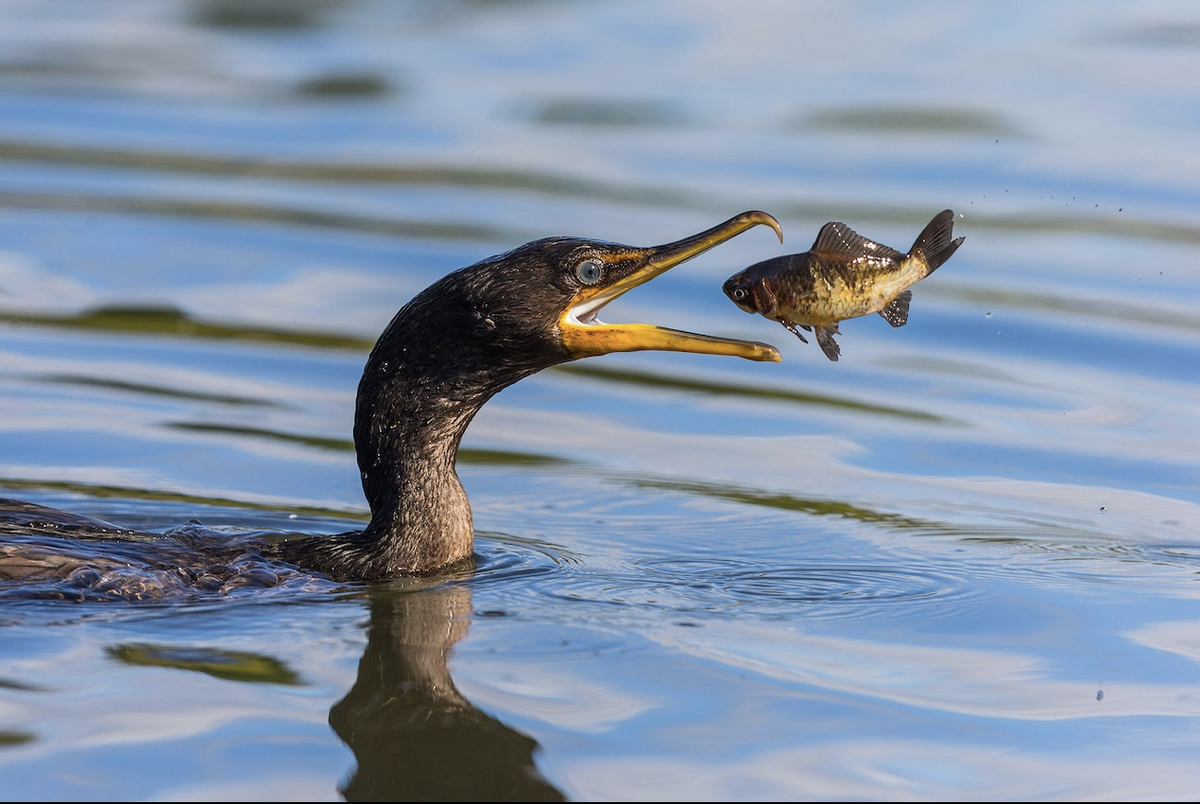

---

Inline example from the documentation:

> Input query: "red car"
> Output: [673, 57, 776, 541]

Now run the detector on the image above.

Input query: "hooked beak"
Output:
[559, 211, 783, 362]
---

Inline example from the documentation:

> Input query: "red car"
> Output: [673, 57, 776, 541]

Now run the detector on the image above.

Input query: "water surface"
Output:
[2, 1, 1200, 800]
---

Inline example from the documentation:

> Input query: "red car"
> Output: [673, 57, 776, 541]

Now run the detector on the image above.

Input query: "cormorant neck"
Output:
[276, 269, 565, 582]
[350, 346, 486, 577]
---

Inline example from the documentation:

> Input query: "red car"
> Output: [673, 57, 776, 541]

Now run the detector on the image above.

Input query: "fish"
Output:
[722, 209, 964, 361]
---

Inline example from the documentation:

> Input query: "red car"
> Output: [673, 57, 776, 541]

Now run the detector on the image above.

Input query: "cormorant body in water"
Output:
[0, 212, 782, 593]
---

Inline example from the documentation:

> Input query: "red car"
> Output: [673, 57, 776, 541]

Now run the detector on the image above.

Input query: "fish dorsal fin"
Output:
[879, 290, 911, 327]
[811, 221, 905, 261]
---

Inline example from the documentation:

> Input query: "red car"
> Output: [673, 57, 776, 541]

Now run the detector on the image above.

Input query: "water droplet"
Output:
[985, 312, 992, 319]
[1099, 506, 1107, 513]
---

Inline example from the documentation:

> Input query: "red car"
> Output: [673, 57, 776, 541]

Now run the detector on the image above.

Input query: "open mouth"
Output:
[559, 211, 783, 362]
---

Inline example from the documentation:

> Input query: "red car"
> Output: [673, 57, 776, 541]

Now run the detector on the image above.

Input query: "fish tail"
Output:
[909, 209, 964, 275]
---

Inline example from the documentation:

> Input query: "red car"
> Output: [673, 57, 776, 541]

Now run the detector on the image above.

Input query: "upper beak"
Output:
[559, 211, 784, 362]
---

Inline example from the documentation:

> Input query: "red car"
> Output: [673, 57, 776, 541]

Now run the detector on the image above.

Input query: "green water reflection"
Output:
[107, 643, 303, 685]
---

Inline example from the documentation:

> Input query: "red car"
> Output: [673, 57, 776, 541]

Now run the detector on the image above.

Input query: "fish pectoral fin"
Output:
[779, 320, 809, 344]
[879, 290, 912, 327]
[815, 325, 841, 362]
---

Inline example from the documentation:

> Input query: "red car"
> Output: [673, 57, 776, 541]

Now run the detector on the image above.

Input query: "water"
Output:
[2, 0, 1199, 799]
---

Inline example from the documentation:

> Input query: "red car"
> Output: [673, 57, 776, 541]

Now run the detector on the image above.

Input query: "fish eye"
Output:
[575, 259, 604, 285]
[731, 287, 748, 301]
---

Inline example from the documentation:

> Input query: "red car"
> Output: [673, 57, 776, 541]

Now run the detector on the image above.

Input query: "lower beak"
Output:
[559, 211, 783, 362]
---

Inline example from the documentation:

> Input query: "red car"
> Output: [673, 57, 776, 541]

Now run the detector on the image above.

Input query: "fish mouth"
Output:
[559, 211, 783, 362]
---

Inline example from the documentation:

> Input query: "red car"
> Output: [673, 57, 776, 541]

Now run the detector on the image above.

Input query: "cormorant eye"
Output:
[575, 259, 604, 285]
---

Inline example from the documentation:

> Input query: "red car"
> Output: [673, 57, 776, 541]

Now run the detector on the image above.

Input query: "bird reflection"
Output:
[330, 577, 564, 802]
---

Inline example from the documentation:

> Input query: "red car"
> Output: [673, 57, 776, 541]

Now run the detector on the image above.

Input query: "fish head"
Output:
[723, 265, 778, 318]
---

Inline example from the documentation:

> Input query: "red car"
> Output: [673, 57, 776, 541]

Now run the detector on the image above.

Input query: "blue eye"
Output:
[575, 259, 603, 285]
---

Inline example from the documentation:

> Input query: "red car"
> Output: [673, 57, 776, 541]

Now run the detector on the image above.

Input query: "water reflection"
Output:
[108, 642, 303, 685]
[192, 0, 341, 32]
[328, 579, 564, 802]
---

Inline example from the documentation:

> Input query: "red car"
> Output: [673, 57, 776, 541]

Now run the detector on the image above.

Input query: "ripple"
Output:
[469, 535, 576, 589]
[1141, 543, 1200, 564]
[527, 555, 968, 620]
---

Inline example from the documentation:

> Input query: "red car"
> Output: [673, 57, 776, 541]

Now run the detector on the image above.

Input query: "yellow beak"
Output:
[559, 211, 783, 362]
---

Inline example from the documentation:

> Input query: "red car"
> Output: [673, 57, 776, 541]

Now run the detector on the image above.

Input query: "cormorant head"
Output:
[368, 211, 784, 414]
[427, 211, 784, 374]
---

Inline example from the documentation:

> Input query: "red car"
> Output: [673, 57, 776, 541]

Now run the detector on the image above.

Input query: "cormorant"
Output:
[0, 212, 782, 591]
